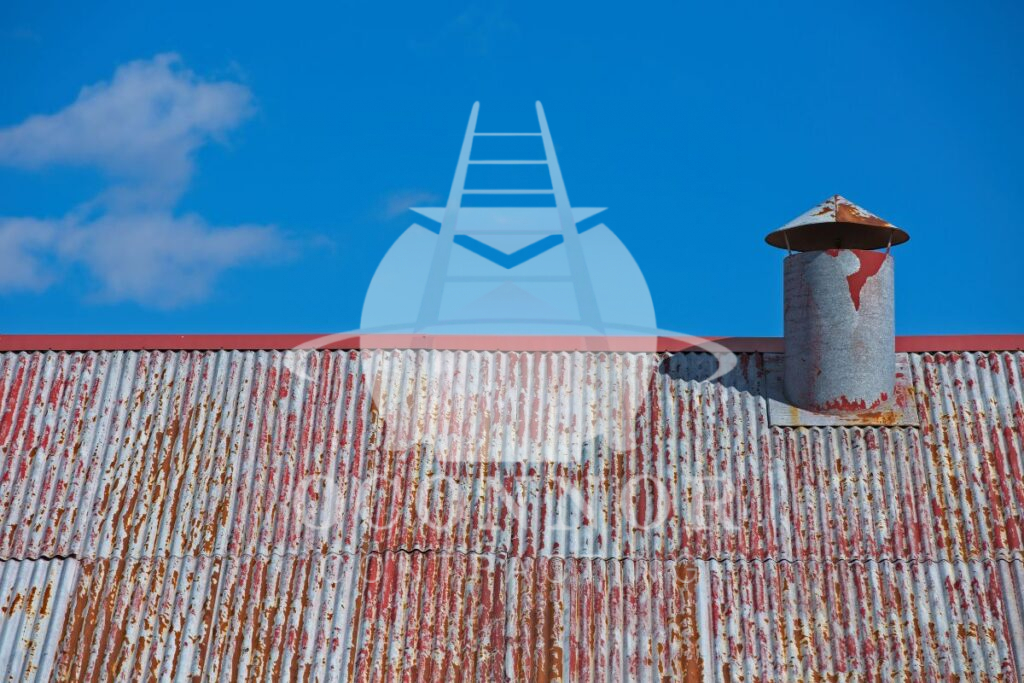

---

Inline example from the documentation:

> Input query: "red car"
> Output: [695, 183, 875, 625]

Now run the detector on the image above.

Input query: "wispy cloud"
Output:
[410, 2, 518, 55]
[0, 53, 289, 307]
[380, 190, 441, 220]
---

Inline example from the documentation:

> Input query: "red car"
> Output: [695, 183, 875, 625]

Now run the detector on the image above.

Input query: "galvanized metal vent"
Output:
[764, 352, 920, 426]
[766, 195, 914, 425]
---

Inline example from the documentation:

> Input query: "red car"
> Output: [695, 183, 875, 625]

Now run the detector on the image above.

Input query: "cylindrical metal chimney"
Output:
[766, 195, 909, 414]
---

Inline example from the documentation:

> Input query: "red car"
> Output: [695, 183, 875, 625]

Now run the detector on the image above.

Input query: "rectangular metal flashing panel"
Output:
[766, 352, 921, 426]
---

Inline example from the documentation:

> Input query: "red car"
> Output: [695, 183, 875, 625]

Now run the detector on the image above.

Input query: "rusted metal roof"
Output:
[0, 557, 78, 682]
[0, 345, 1022, 679]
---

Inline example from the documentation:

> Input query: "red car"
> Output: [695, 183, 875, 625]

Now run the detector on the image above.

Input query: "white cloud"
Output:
[63, 213, 286, 307]
[0, 53, 252, 207]
[0, 54, 288, 307]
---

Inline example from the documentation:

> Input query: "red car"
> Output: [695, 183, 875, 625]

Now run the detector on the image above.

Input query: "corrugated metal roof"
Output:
[0, 346, 1021, 679]
[10, 555, 1019, 681]
[53, 552, 505, 681]
[0, 558, 78, 682]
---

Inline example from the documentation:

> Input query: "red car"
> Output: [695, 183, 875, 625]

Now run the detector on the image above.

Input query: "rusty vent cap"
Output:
[765, 194, 910, 251]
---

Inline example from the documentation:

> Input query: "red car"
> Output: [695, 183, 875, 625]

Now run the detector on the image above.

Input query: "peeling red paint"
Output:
[819, 391, 888, 413]
[845, 249, 887, 310]
[823, 248, 888, 310]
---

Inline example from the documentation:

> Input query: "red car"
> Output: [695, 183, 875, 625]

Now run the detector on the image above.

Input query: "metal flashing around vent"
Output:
[765, 353, 920, 426]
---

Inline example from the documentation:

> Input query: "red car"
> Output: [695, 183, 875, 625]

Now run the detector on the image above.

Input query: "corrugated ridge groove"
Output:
[6, 550, 1024, 564]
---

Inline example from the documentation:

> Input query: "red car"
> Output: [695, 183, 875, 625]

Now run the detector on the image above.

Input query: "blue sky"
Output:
[1, 0, 1021, 335]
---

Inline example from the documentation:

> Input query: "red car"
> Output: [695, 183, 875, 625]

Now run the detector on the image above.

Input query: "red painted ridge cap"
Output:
[0, 334, 1022, 353]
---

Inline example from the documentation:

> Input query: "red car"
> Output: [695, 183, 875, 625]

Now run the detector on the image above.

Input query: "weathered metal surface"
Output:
[2, 554, 1020, 681]
[44, 553, 700, 682]
[995, 560, 1024, 677]
[0, 349, 1022, 563]
[4, 554, 1018, 681]
[53, 552, 506, 682]
[704, 559, 1018, 680]
[765, 194, 910, 251]
[781, 194, 896, 230]
[783, 248, 897, 416]
[910, 351, 1024, 562]
[16, 555, 702, 683]
[772, 354, 1023, 563]
[0, 349, 768, 561]
[0, 558, 78, 682]
[0, 346, 1022, 680]
[502, 558, 705, 682]
[506, 558, 1024, 681]
[767, 353, 919, 426]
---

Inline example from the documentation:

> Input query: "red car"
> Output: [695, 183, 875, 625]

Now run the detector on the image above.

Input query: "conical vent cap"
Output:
[765, 194, 910, 252]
